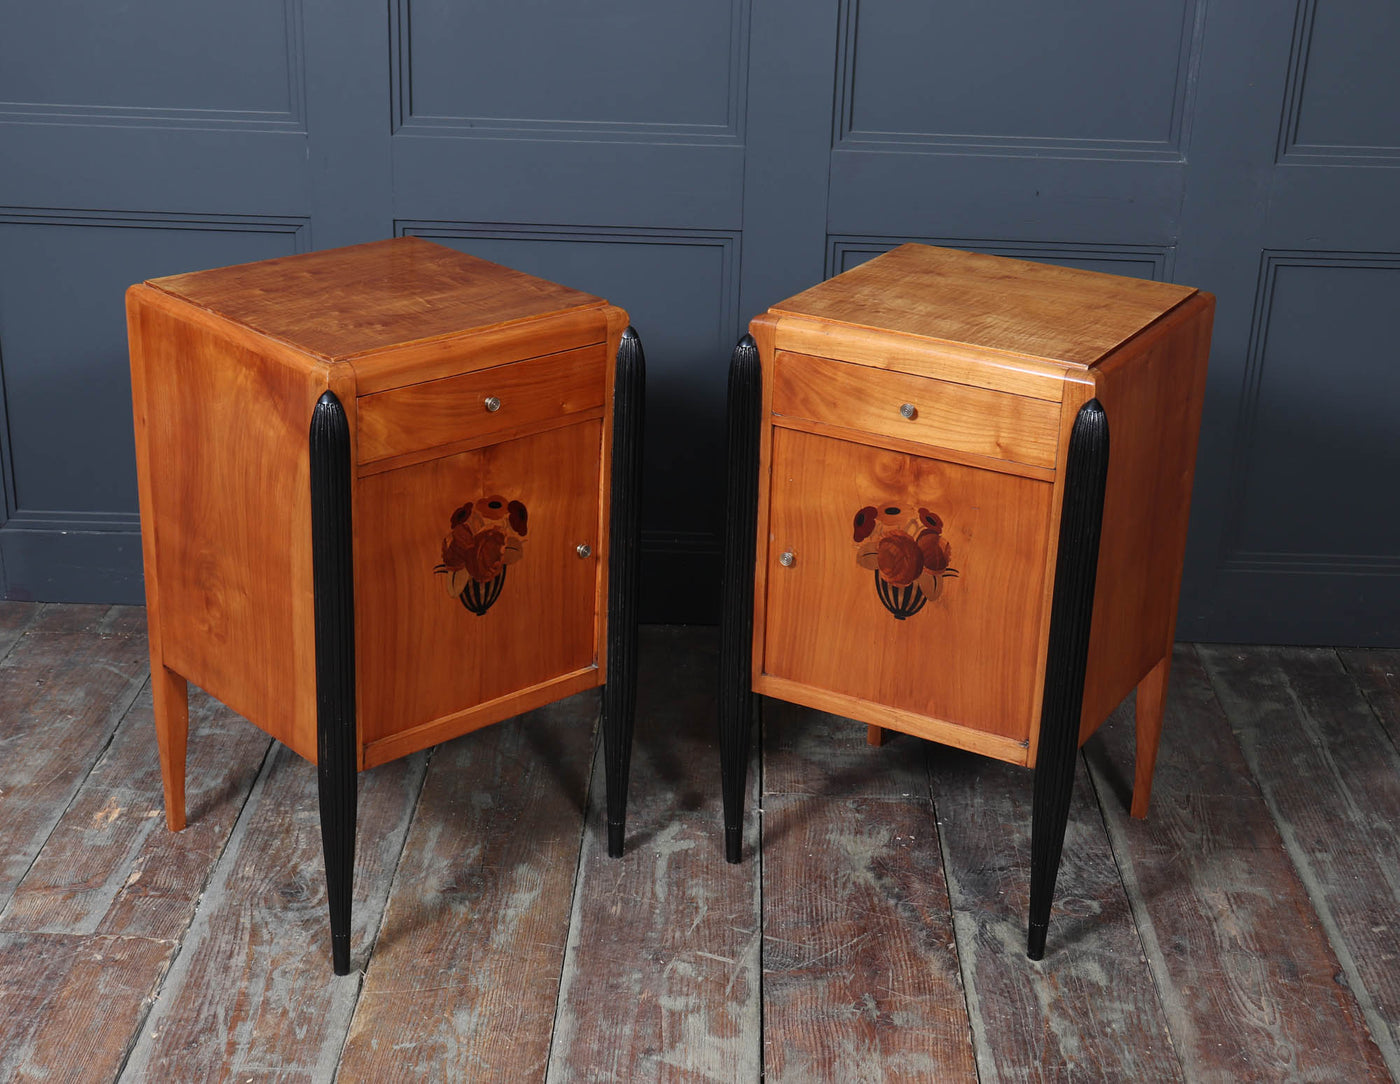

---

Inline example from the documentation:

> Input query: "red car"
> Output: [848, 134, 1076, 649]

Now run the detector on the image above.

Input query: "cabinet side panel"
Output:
[1080, 295, 1215, 737]
[128, 289, 324, 759]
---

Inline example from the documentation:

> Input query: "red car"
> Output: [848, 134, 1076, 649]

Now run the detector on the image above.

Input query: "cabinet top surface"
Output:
[144, 236, 606, 362]
[770, 244, 1196, 367]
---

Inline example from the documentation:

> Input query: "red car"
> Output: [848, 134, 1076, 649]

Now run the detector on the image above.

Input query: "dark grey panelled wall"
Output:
[1, 1, 1397, 643]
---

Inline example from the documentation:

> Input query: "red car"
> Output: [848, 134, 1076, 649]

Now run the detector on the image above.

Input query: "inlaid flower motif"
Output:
[434, 494, 528, 615]
[852, 502, 959, 619]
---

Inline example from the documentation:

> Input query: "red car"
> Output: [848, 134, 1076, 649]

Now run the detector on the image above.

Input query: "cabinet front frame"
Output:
[351, 309, 627, 770]
[748, 316, 1093, 768]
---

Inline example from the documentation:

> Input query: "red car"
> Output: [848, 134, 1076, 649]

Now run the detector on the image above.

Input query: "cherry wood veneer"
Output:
[127, 237, 641, 973]
[722, 243, 1213, 958]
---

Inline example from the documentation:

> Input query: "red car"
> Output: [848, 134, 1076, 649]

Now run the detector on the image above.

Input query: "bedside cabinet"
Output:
[719, 244, 1213, 958]
[126, 237, 644, 974]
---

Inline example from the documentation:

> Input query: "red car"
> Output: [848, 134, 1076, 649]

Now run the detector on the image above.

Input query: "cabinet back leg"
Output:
[152, 665, 189, 831]
[1131, 654, 1171, 818]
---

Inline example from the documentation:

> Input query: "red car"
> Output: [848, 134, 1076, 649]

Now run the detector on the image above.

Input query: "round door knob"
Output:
[778, 551, 796, 567]
[576, 543, 592, 558]
[899, 402, 916, 419]
[484, 396, 502, 413]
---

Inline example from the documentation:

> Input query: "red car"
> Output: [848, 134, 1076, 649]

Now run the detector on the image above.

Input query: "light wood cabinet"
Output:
[720, 244, 1214, 958]
[126, 237, 644, 973]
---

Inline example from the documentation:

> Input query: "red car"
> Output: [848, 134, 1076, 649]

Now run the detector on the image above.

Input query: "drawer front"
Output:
[771, 351, 1060, 468]
[357, 344, 606, 464]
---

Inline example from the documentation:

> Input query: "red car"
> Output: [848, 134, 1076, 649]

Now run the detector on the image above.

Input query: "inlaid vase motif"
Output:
[852, 503, 959, 619]
[433, 495, 528, 614]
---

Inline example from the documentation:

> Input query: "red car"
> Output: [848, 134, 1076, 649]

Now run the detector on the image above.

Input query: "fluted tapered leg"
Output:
[603, 327, 645, 858]
[1028, 398, 1109, 960]
[719, 335, 761, 863]
[310, 391, 357, 976]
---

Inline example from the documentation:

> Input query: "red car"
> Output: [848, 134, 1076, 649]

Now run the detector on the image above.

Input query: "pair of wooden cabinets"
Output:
[127, 238, 1212, 970]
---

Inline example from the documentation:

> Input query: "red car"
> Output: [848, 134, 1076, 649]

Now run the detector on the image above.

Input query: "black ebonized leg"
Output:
[310, 391, 357, 975]
[719, 335, 761, 863]
[1028, 398, 1109, 960]
[603, 327, 645, 858]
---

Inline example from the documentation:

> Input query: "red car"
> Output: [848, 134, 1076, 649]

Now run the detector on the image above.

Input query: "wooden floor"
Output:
[1, 602, 1398, 1081]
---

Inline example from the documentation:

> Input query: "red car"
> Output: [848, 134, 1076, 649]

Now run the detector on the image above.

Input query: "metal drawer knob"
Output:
[778, 551, 795, 567]
[899, 402, 916, 419]
[484, 396, 502, 413]
[576, 543, 592, 558]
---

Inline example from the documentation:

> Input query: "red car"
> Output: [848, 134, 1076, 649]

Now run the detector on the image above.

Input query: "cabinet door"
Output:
[355, 419, 603, 753]
[762, 427, 1052, 745]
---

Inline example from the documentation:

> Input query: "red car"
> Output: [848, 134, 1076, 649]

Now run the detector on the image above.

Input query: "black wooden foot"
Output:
[720, 334, 761, 863]
[724, 823, 742, 864]
[1028, 398, 1108, 960]
[311, 391, 358, 976]
[603, 327, 645, 860]
[1027, 920, 1049, 961]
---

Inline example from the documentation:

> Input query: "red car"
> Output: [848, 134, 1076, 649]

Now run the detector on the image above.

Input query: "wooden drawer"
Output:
[357, 344, 607, 464]
[771, 350, 1061, 468]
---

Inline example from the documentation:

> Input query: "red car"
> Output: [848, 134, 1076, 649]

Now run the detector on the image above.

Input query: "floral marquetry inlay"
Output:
[434, 495, 528, 615]
[852, 502, 959, 620]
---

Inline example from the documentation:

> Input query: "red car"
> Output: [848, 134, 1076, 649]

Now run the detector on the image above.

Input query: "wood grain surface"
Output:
[763, 793, 975, 1082]
[0, 685, 269, 939]
[762, 694, 974, 1081]
[1078, 293, 1215, 742]
[3, 612, 1398, 1081]
[762, 427, 1052, 742]
[550, 629, 762, 1082]
[119, 746, 426, 1081]
[1198, 644, 1400, 1078]
[929, 746, 1182, 1081]
[356, 344, 606, 465]
[1342, 648, 1400, 746]
[771, 244, 1194, 366]
[340, 694, 596, 1081]
[772, 350, 1061, 468]
[771, 314, 1071, 401]
[0, 606, 148, 910]
[355, 420, 604, 752]
[148, 236, 605, 364]
[0, 931, 176, 1082]
[128, 284, 324, 762]
[1086, 645, 1392, 1081]
[0, 600, 37, 659]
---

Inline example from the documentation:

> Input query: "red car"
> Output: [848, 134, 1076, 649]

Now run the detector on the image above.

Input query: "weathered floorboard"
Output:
[763, 696, 929, 800]
[929, 746, 1182, 1082]
[0, 685, 271, 938]
[763, 792, 975, 1083]
[762, 696, 974, 1082]
[118, 744, 426, 1082]
[1340, 648, 1400, 749]
[0, 606, 148, 910]
[0, 931, 175, 1083]
[1199, 644, 1400, 1078]
[339, 695, 596, 1082]
[2, 610, 1398, 1082]
[549, 628, 762, 1083]
[0, 600, 39, 660]
[1087, 644, 1389, 1081]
